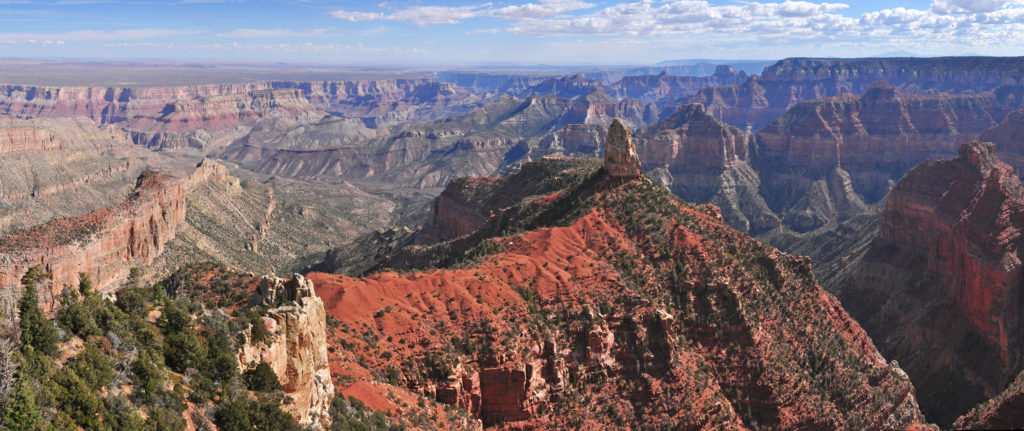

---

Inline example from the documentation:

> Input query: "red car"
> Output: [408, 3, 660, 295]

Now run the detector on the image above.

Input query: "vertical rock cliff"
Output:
[754, 85, 999, 232]
[604, 118, 641, 178]
[837, 141, 1024, 426]
[634, 104, 779, 232]
[0, 160, 228, 311]
[237, 274, 335, 429]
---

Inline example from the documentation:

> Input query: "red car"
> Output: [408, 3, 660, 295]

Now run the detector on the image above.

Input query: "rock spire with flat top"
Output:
[604, 118, 642, 178]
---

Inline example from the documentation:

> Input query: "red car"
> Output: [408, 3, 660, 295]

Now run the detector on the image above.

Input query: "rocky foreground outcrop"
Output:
[836, 141, 1024, 427]
[309, 135, 931, 428]
[691, 56, 1024, 130]
[0, 160, 228, 311]
[238, 274, 334, 429]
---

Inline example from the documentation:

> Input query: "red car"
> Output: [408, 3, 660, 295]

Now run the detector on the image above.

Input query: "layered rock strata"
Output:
[0, 78, 477, 129]
[634, 104, 779, 232]
[124, 89, 325, 151]
[691, 56, 1024, 130]
[837, 141, 1024, 426]
[754, 85, 1000, 231]
[0, 117, 171, 234]
[0, 160, 228, 311]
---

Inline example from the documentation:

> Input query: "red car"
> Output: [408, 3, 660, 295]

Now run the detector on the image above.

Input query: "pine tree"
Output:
[2, 379, 40, 429]
[18, 266, 58, 357]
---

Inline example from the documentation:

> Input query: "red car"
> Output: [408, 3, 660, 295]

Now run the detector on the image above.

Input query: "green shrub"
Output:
[244, 362, 283, 393]
[18, 266, 58, 356]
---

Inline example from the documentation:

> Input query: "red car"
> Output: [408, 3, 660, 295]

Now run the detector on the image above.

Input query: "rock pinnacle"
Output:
[604, 118, 642, 178]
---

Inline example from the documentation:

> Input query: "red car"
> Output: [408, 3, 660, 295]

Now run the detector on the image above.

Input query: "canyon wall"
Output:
[0, 160, 228, 311]
[692, 56, 1024, 130]
[633, 104, 779, 232]
[753, 85, 1001, 231]
[238, 274, 334, 429]
[837, 141, 1024, 426]
[0, 78, 478, 129]
[124, 89, 325, 151]
[0, 117, 176, 234]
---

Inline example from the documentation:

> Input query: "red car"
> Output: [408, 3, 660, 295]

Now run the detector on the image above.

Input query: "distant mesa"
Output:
[604, 118, 642, 178]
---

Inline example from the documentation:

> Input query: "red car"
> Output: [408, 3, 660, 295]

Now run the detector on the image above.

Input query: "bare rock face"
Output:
[0, 117, 148, 233]
[604, 119, 642, 178]
[632, 104, 780, 233]
[754, 87, 1000, 232]
[838, 141, 1024, 427]
[124, 89, 325, 151]
[238, 274, 334, 429]
[0, 160, 227, 311]
[691, 57, 1024, 130]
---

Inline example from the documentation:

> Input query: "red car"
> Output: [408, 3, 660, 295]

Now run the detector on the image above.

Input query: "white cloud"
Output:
[931, 0, 1007, 14]
[495, 0, 595, 19]
[331, 5, 485, 26]
[330, 10, 385, 21]
[218, 28, 329, 38]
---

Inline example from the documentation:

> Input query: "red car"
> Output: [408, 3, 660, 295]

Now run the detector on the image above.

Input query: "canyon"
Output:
[0, 159, 228, 311]
[833, 141, 1024, 427]
[691, 56, 1024, 130]
[14, 56, 1024, 428]
[306, 125, 931, 428]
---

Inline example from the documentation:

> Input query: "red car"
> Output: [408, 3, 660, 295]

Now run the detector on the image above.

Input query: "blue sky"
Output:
[0, 0, 1020, 65]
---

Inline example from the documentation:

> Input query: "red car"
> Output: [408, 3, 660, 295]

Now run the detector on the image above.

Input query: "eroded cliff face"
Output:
[0, 117, 176, 234]
[691, 56, 1024, 130]
[310, 154, 931, 429]
[979, 107, 1024, 180]
[603, 67, 748, 106]
[837, 141, 1024, 427]
[218, 92, 656, 189]
[0, 82, 278, 124]
[955, 370, 1024, 430]
[0, 160, 228, 311]
[632, 104, 779, 232]
[754, 85, 1000, 232]
[0, 78, 480, 130]
[238, 274, 335, 429]
[124, 89, 325, 151]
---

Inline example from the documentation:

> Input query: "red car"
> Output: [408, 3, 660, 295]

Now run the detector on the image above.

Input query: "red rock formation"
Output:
[0, 160, 228, 311]
[837, 141, 1024, 426]
[955, 370, 1024, 430]
[310, 156, 931, 429]
[979, 107, 1024, 179]
[238, 274, 334, 429]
